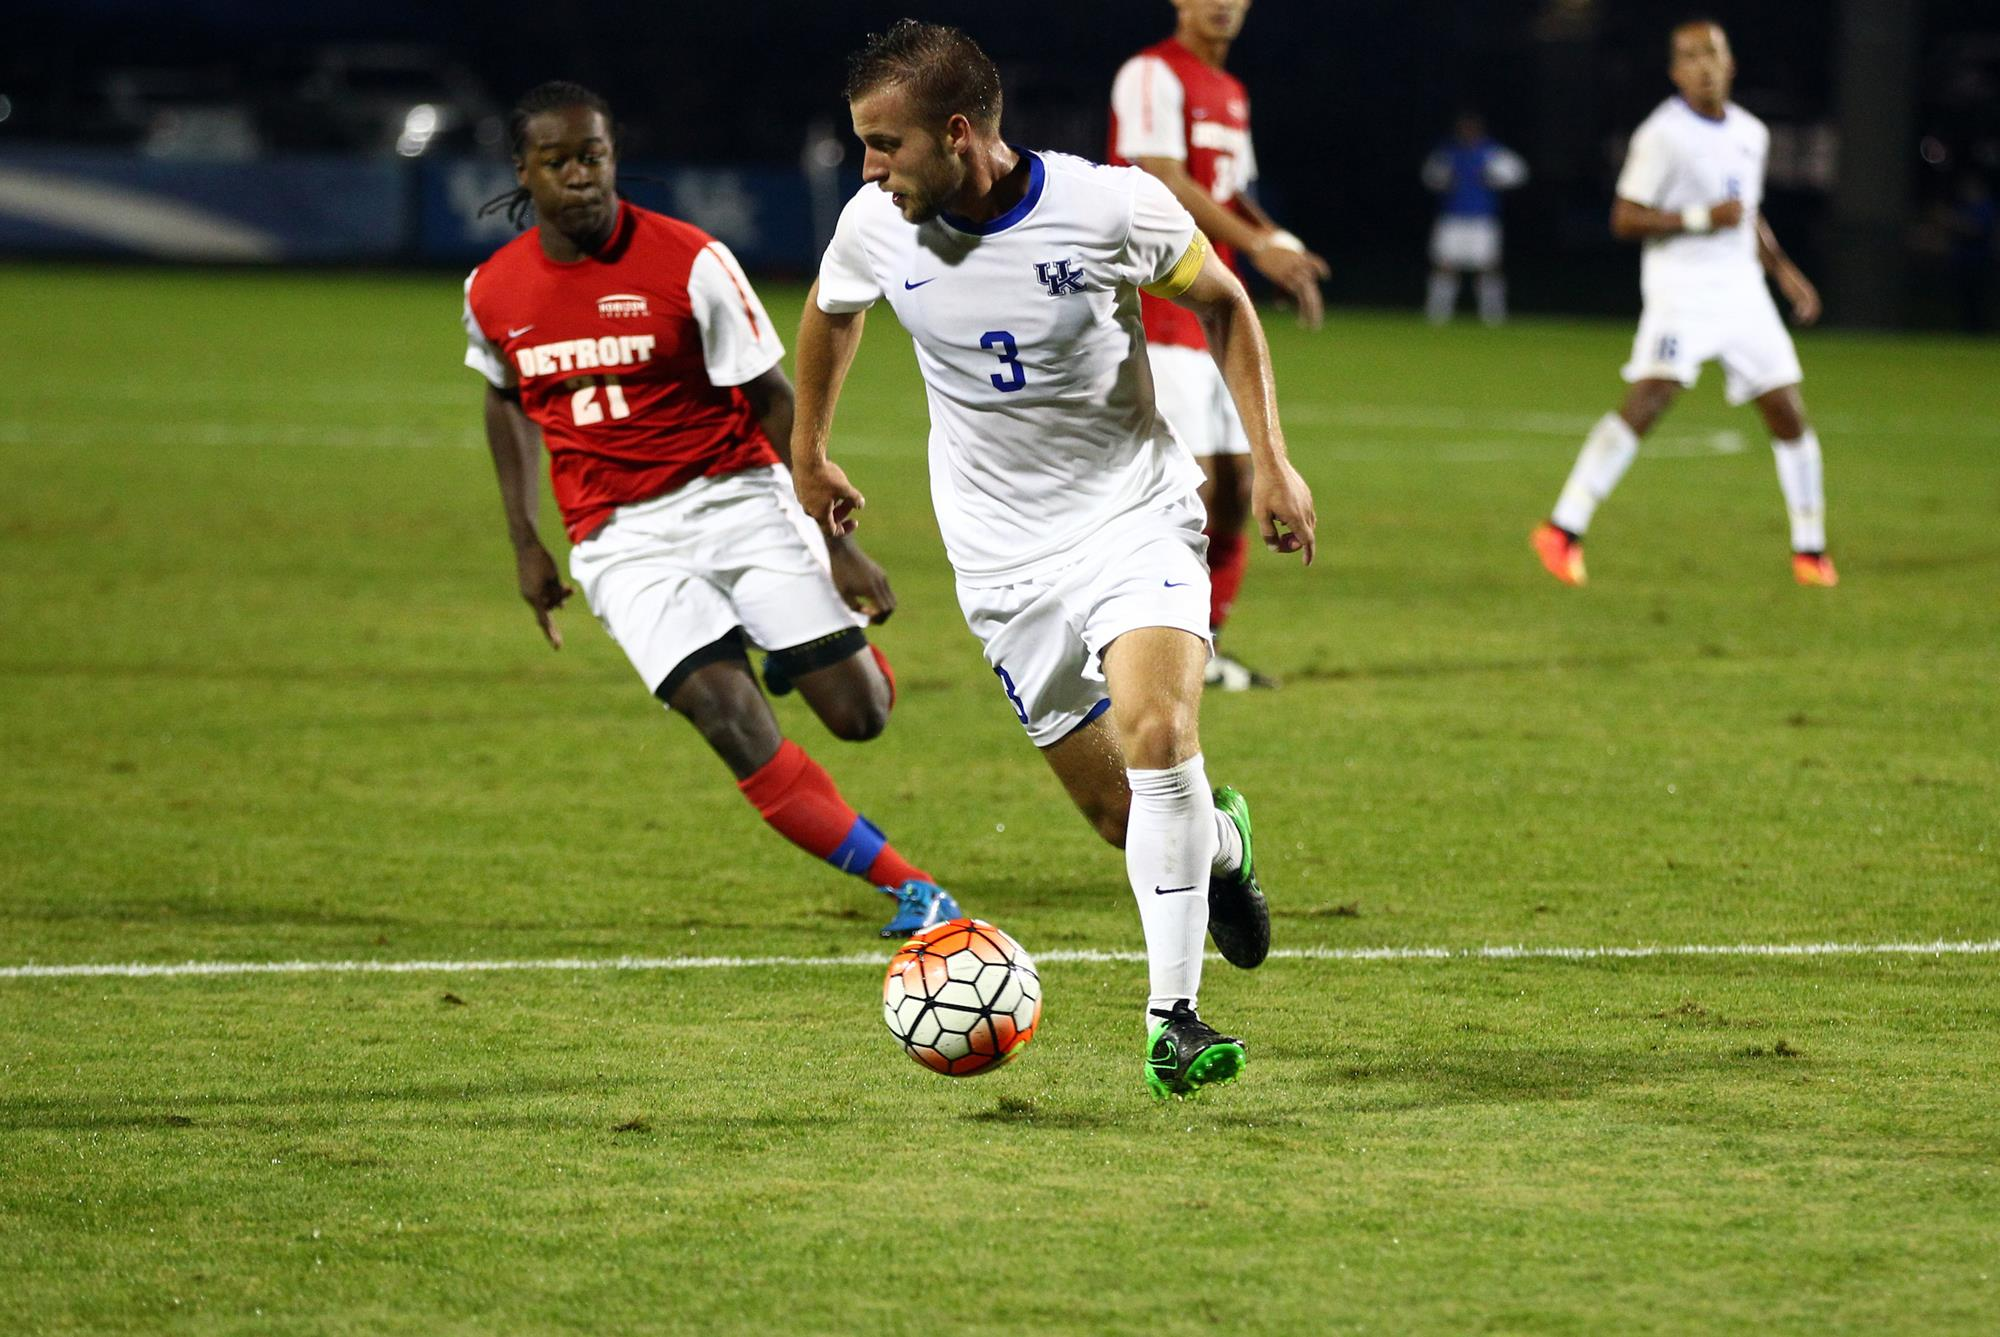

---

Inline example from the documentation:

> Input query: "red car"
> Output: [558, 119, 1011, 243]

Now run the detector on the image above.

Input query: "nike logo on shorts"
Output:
[1163, 580, 1191, 588]
[903, 278, 937, 290]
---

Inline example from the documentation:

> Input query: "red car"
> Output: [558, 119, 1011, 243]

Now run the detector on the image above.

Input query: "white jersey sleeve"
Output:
[461, 270, 513, 390]
[1110, 55, 1187, 161]
[688, 241, 784, 387]
[1118, 169, 1201, 289]
[816, 191, 883, 314]
[1615, 122, 1672, 206]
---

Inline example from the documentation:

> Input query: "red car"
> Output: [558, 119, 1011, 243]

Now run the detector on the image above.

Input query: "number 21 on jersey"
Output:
[568, 375, 630, 425]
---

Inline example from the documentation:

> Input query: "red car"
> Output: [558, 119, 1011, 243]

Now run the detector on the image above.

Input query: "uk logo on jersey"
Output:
[1035, 259, 1087, 297]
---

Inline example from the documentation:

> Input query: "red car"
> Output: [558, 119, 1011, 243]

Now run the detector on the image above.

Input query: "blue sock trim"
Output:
[828, 814, 889, 876]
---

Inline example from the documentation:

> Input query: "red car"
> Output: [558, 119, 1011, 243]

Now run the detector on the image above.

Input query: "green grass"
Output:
[2, 263, 1997, 1334]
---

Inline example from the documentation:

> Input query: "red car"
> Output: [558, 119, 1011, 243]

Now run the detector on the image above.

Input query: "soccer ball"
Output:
[882, 918, 1041, 1076]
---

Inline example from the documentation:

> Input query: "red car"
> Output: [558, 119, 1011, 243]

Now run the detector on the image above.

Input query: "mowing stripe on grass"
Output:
[2, 939, 1996, 981]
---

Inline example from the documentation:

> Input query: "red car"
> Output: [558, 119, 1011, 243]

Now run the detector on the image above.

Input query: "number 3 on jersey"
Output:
[980, 331, 1026, 393]
[570, 375, 631, 425]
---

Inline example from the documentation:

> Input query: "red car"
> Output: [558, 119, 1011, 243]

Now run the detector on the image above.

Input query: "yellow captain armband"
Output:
[1142, 230, 1210, 300]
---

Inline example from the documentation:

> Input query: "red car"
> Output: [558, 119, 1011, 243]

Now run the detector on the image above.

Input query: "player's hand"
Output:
[795, 458, 865, 537]
[1710, 199, 1746, 230]
[828, 540, 897, 624]
[515, 542, 573, 650]
[1253, 457, 1317, 566]
[1251, 240, 1332, 330]
[1779, 267, 1822, 326]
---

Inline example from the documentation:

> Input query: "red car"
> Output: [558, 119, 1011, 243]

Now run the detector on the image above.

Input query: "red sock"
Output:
[736, 740, 931, 888]
[1207, 531, 1249, 634]
[869, 643, 897, 711]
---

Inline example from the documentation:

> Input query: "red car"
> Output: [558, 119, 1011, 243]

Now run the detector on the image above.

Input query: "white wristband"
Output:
[1680, 204, 1713, 235]
[1264, 229, 1305, 254]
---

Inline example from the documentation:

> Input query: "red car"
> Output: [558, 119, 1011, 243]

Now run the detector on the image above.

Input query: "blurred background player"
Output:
[1421, 112, 1528, 325]
[1109, 0, 1330, 691]
[1531, 21, 1836, 589]
[793, 21, 1317, 1097]
[462, 82, 962, 938]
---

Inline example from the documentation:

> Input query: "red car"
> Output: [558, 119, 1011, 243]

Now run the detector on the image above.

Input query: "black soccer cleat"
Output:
[1144, 1001, 1247, 1099]
[1207, 785, 1270, 969]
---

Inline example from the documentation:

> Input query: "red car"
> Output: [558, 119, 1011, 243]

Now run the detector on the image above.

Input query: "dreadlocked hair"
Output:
[478, 80, 615, 230]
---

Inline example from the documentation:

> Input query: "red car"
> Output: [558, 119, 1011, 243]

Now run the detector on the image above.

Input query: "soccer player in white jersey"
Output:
[789, 20, 1318, 1098]
[1532, 20, 1837, 588]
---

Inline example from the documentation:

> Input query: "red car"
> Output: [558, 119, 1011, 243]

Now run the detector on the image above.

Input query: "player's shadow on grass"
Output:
[1289, 651, 1648, 685]
[0, 1074, 641, 1133]
[1277, 1040, 1801, 1113]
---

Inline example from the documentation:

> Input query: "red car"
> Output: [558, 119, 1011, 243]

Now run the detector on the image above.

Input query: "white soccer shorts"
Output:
[1430, 216, 1502, 271]
[1148, 343, 1250, 459]
[956, 501, 1213, 748]
[568, 464, 865, 695]
[1621, 286, 1804, 406]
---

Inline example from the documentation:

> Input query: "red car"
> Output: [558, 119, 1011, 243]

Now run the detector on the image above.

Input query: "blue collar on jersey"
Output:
[940, 149, 1045, 236]
[1675, 95, 1729, 125]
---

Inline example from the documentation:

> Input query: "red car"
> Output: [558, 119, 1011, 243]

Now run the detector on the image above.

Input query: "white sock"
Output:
[1477, 273, 1507, 325]
[1211, 807, 1243, 877]
[1772, 430, 1826, 553]
[1426, 271, 1458, 324]
[1551, 412, 1640, 536]
[1126, 755, 1218, 1030]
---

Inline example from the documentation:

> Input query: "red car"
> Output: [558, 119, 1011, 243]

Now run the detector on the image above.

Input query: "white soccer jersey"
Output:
[817, 150, 1207, 586]
[1615, 97, 1769, 303]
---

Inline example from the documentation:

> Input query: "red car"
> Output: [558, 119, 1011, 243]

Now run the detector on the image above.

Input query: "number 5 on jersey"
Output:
[570, 375, 631, 425]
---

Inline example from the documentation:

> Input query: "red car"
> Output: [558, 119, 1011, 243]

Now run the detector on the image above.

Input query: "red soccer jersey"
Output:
[1110, 38, 1258, 351]
[462, 202, 784, 543]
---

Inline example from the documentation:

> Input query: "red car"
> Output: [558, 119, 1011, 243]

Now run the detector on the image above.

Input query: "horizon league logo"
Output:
[1034, 259, 1086, 296]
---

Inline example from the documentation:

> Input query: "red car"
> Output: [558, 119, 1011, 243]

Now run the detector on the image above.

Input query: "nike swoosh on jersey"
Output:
[1163, 580, 1191, 588]
[903, 278, 937, 290]
[507, 325, 535, 338]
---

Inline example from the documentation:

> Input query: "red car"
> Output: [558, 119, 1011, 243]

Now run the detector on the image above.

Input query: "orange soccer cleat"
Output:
[1792, 552, 1839, 587]
[1531, 522, 1587, 587]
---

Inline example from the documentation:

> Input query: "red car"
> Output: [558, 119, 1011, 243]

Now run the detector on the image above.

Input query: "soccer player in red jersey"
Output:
[1110, 0, 1330, 691]
[461, 82, 961, 937]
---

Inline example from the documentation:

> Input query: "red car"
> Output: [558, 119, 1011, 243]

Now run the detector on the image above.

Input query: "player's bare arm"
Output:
[790, 282, 869, 538]
[1610, 194, 1745, 241]
[1167, 244, 1316, 565]
[1757, 217, 1822, 326]
[481, 383, 572, 649]
[1134, 155, 1329, 328]
[746, 360, 895, 622]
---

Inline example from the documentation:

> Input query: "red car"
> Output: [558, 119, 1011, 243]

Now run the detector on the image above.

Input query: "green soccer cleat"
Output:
[1144, 1001, 1247, 1099]
[1208, 786, 1270, 969]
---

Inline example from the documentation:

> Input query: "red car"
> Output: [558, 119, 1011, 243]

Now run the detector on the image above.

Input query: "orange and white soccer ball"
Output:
[882, 918, 1041, 1076]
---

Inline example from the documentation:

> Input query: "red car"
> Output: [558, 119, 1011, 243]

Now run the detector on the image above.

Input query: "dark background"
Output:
[5, 0, 1996, 327]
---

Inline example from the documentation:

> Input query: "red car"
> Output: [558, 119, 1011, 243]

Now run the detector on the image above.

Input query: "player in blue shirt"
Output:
[1422, 113, 1528, 325]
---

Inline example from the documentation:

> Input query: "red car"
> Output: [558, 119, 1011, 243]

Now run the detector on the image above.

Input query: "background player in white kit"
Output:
[1109, 0, 1331, 690]
[1532, 20, 1837, 589]
[789, 21, 1317, 1098]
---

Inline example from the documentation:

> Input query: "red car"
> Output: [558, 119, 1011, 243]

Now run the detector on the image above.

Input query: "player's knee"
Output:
[822, 691, 889, 743]
[1118, 705, 1198, 771]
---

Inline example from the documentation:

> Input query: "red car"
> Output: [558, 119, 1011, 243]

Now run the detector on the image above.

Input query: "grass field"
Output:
[2, 263, 1997, 1334]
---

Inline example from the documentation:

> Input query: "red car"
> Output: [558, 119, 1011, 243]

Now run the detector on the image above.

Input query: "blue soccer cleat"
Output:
[879, 880, 964, 938]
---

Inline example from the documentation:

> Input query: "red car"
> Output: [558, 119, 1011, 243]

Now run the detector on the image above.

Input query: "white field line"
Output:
[3, 939, 1996, 981]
